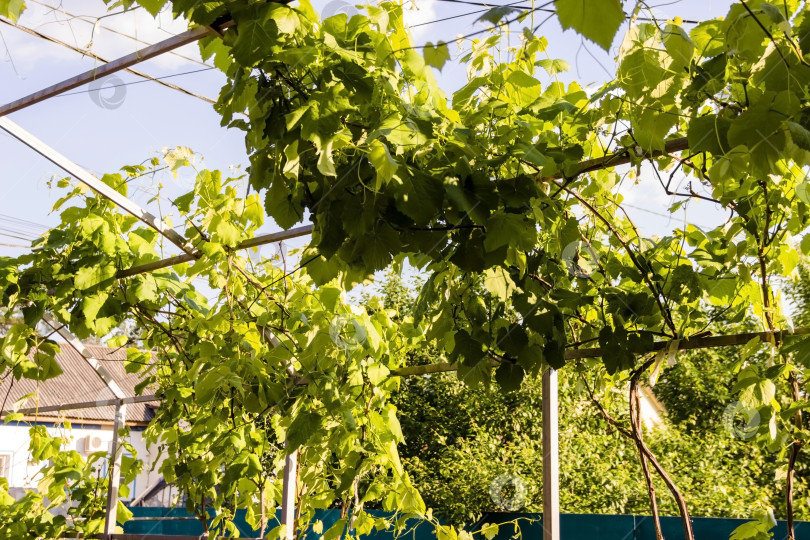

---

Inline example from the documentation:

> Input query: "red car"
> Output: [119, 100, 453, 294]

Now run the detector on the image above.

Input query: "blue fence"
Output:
[124, 507, 810, 539]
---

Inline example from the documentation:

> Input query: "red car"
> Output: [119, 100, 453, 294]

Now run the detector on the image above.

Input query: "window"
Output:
[0, 453, 11, 479]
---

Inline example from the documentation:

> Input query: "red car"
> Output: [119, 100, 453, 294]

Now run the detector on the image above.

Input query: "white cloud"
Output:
[402, 0, 437, 42]
[2, 0, 204, 75]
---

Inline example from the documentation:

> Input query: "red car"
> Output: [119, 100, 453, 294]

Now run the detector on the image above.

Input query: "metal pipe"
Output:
[6, 394, 158, 417]
[0, 119, 196, 256]
[542, 368, 560, 540]
[0, 23, 231, 117]
[103, 403, 128, 539]
[280, 449, 298, 540]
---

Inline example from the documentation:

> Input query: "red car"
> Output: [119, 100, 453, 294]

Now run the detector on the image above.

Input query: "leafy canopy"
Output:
[4, 0, 810, 537]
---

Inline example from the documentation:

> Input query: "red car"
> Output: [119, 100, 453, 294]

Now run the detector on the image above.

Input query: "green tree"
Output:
[369, 275, 794, 525]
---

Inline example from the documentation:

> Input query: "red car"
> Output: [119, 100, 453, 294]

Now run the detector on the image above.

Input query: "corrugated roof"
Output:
[0, 344, 158, 424]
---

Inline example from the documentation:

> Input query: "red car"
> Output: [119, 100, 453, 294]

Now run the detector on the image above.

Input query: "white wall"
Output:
[0, 422, 162, 503]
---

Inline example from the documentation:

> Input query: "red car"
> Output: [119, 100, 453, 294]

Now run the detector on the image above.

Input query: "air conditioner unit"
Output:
[82, 435, 107, 453]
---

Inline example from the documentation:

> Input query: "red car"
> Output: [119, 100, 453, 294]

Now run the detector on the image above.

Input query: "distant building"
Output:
[0, 344, 176, 506]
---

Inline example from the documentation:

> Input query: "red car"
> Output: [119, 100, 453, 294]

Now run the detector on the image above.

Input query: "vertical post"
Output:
[280, 449, 298, 540]
[542, 368, 560, 540]
[104, 403, 127, 539]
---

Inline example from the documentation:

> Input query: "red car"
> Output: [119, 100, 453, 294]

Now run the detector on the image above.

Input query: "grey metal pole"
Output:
[0, 23, 230, 117]
[280, 449, 298, 540]
[542, 368, 560, 540]
[0, 118, 196, 256]
[7, 395, 157, 416]
[104, 403, 127, 539]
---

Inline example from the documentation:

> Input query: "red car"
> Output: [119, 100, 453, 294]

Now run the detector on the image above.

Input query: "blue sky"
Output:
[0, 0, 733, 265]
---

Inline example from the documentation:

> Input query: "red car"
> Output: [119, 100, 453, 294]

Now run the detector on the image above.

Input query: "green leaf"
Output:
[481, 523, 499, 540]
[199, 35, 234, 72]
[495, 362, 524, 392]
[107, 335, 127, 348]
[598, 326, 635, 374]
[536, 58, 570, 75]
[688, 115, 732, 155]
[727, 93, 788, 174]
[316, 138, 338, 177]
[230, 4, 279, 65]
[286, 410, 321, 450]
[723, 3, 769, 65]
[245, 453, 263, 476]
[268, 4, 299, 34]
[81, 291, 109, 322]
[80, 215, 116, 254]
[265, 179, 303, 229]
[760, 3, 786, 25]
[133, 275, 159, 303]
[631, 106, 677, 152]
[801, 234, 810, 255]
[483, 267, 516, 301]
[554, 0, 624, 50]
[3, 412, 22, 423]
[735, 376, 776, 407]
[786, 121, 810, 152]
[401, 49, 428, 79]
[125, 348, 152, 374]
[395, 172, 444, 226]
[424, 41, 451, 70]
[2, 324, 28, 363]
[213, 217, 242, 247]
[116, 500, 133, 524]
[517, 345, 543, 375]
[513, 142, 548, 167]
[0, 0, 25, 22]
[135, 0, 167, 16]
[322, 518, 348, 540]
[33, 348, 62, 380]
[452, 75, 488, 107]
[477, 6, 520, 25]
[689, 19, 724, 57]
[163, 147, 194, 177]
[662, 23, 695, 68]
[509, 71, 545, 108]
[368, 140, 398, 188]
[367, 363, 390, 385]
[74, 264, 116, 291]
[543, 340, 565, 369]
[451, 329, 485, 366]
[484, 213, 538, 251]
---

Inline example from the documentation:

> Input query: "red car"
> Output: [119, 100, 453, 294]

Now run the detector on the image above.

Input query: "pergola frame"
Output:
[0, 10, 804, 540]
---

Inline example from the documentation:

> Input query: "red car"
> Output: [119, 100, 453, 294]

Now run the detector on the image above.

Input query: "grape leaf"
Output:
[424, 41, 451, 70]
[0, 0, 25, 22]
[688, 114, 732, 155]
[477, 6, 520, 25]
[484, 213, 538, 252]
[495, 362, 525, 392]
[554, 0, 624, 50]
[787, 121, 810, 152]
[136, 0, 167, 16]
[368, 140, 398, 188]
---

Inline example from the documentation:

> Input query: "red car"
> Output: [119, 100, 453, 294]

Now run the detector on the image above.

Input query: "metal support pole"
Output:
[104, 403, 127, 539]
[280, 449, 298, 540]
[6, 394, 157, 417]
[542, 368, 560, 540]
[0, 118, 196, 256]
[0, 23, 231, 117]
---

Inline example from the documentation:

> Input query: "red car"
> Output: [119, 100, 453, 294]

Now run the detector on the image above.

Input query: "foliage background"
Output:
[374, 273, 809, 526]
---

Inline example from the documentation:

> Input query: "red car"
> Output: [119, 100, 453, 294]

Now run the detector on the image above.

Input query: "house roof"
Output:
[0, 344, 158, 425]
